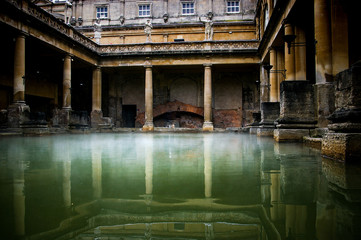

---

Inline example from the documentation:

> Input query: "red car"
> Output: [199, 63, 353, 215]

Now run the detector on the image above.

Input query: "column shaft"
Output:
[62, 54, 72, 109]
[284, 23, 295, 80]
[13, 34, 26, 103]
[92, 67, 102, 111]
[203, 64, 213, 131]
[269, 48, 278, 102]
[314, 0, 332, 83]
[295, 26, 307, 80]
[143, 66, 154, 131]
[276, 49, 285, 101]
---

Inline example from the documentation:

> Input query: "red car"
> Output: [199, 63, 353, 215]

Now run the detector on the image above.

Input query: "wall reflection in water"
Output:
[0, 133, 360, 240]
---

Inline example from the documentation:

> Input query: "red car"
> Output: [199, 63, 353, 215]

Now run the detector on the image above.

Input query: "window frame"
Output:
[181, 1, 195, 16]
[137, 2, 152, 18]
[226, 0, 240, 14]
[95, 5, 109, 19]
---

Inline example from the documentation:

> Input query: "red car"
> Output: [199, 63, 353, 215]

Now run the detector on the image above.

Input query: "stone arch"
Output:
[169, 78, 198, 107]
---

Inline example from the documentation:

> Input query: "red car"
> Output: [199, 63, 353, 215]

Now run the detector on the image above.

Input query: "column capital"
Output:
[203, 63, 212, 67]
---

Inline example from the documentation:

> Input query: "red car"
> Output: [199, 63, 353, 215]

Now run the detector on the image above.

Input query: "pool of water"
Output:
[0, 133, 360, 240]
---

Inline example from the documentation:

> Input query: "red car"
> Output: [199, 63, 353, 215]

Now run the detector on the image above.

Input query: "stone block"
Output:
[315, 83, 335, 128]
[274, 129, 311, 142]
[91, 110, 113, 128]
[322, 133, 361, 162]
[7, 104, 30, 128]
[278, 81, 316, 124]
[257, 127, 274, 137]
[260, 102, 280, 125]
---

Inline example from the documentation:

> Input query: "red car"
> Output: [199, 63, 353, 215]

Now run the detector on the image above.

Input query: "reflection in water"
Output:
[0, 133, 361, 239]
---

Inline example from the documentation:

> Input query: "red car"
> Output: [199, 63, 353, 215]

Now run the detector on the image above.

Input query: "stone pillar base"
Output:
[274, 128, 311, 142]
[322, 133, 361, 162]
[91, 110, 112, 129]
[51, 108, 71, 128]
[249, 126, 259, 135]
[202, 121, 214, 131]
[7, 103, 30, 128]
[257, 126, 275, 137]
[142, 121, 154, 132]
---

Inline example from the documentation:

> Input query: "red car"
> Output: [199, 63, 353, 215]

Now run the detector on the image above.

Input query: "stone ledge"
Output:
[274, 129, 311, 142]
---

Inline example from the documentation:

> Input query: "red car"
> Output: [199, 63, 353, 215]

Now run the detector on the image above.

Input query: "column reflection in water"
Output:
[13, 158, 26, 238]
[319, 158, 361, 240]
[92, 139, 102, 199]
[277, 143, 318, 240]
[145, 134, 153, 205]
[203, 134, 212, 199]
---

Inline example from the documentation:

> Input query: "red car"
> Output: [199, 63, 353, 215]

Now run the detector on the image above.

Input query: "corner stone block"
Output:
[322, 133, 361, 162]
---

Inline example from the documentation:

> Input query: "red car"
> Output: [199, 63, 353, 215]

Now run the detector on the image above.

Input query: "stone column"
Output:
[331, 0, 349, 76]
[315, 0, 332, 83]
[284, 23, 295, 81]
[92, 67, 102, 112]
[13, 34, 26, 104]
[276, 49, 285, 101]
[63, 54, 72, 110]
[269, 48, 278, 102]
[143, 65, 154, 131]
[314, 0, 334, 128]
[295, 26, 307, 80]
[203, 64, 213, 131]
[7, 33, 30, 128]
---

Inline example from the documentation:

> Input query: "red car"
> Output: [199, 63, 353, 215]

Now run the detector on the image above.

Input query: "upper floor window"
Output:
[139, 4, 151, 17]
[227, 1, 240, 13]
[96, 6, 108, 19]
[182, 2, 195, 15]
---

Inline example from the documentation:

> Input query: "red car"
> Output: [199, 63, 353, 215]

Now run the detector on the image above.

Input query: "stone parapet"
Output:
[7, 103, 30, 128]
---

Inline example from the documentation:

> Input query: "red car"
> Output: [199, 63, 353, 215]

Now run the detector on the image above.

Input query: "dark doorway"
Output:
[122, 105, 136, 127]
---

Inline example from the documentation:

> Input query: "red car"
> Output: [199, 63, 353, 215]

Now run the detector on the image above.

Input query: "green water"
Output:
[0, 133, 360, 240]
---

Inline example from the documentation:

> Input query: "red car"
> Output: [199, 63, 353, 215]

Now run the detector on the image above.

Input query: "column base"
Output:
[202, 121, 214, 131]
[142, 121, 154, 132]
[274, 128, 311, 142]
[322, 133, 361, 163]
[249, 126, 259, 135]
[7, 103, 30, 128]
[257, 126, 275, 137]
[91, 110, 113, 129]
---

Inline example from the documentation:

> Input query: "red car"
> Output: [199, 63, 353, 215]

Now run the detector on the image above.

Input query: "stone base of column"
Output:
[142, 121, 154, 132]
[91, 110, 113, 129]
[274, 127, 312, 142]
[51, 108, 71, 128]
[322, 133, 361, 162]
[315, 83, 335, 128]
[257, 126, 275, 137]
[7, 103, 30, 128]
[202, 121, 214, 131]
[249, 126, 259, 134]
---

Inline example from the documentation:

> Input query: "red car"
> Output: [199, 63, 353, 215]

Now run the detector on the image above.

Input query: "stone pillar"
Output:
[331, 0, 349, 76]
[284, 23, 295, 81]
[143, 65, 154, 131]
[269, 48, 278, 102]
[315, 0, 332, 83]
[63, 54, 72, 110]
[257, 102, 280, 137]
[276, 49, 285, 101]
[203, 64, 213, 131]
[314, 0, 334, 128]
[13, 34, 26, 104]
[7, 33, 30, 128]
[92, 67, 102, 112]
[294, 26, 307, 80]
[91, 67, 102, 128]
